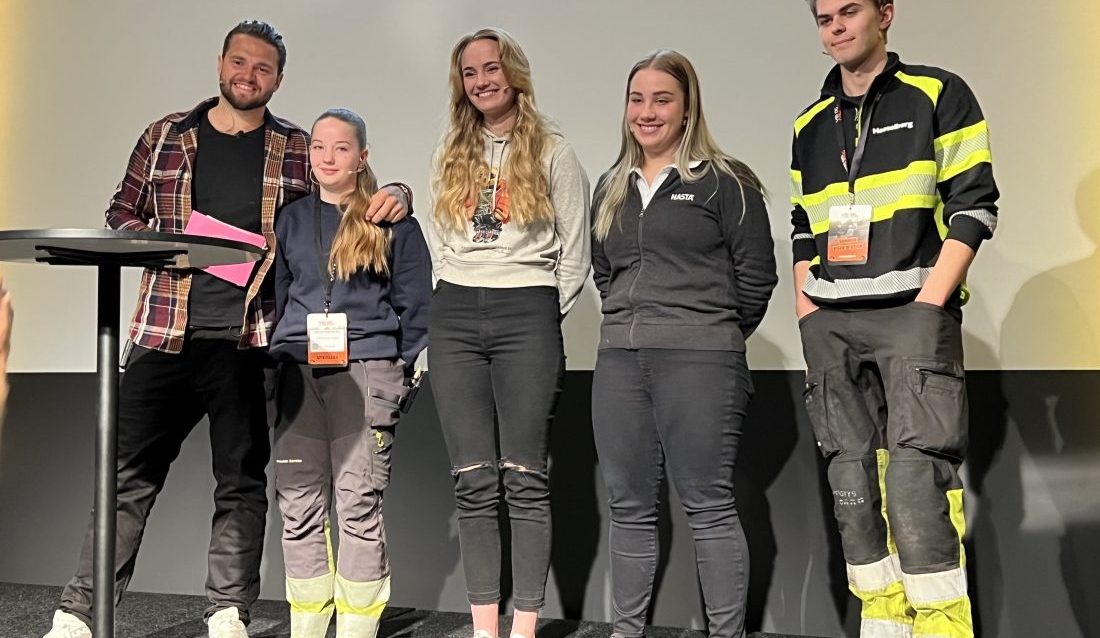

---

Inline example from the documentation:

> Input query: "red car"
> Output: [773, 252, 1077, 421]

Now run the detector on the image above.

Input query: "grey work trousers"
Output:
[273, 360, 406, 582]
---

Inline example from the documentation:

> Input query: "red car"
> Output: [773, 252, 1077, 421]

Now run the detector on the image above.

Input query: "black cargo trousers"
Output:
[799, 301, 973, 636]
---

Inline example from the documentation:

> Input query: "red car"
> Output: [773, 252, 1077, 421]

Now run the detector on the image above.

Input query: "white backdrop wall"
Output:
[0, 0, 1097, 372]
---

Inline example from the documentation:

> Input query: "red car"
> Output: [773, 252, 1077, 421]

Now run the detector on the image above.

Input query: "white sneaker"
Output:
[43, 610, 92, 638]
[208, 607, 249, 638]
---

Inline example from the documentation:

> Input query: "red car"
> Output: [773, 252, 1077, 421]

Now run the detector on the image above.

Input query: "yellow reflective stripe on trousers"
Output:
[325, 516, 336, 573]
[910, 596, 973, 638]
[801, 161, 939, 235]
[286, 571, 335, 615]
[848, 553, 913, 634]
[862, 618, 915, 638]
[902, 488, 972, 638]
[903, 567, 972, 638]
[334, 573, 390, 618]
[947, 488, 967, 568]
[877, 449, 898, 556]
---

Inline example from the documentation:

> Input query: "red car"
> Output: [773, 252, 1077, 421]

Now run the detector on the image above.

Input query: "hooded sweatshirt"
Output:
[427, 127, 591, 314]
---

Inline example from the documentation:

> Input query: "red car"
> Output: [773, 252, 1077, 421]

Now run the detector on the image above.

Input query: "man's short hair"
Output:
[222, 20, 286, 73]
[806, 0, 894, 15]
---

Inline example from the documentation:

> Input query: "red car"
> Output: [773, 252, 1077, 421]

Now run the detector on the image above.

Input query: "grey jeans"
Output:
[592, 348, 754, 638]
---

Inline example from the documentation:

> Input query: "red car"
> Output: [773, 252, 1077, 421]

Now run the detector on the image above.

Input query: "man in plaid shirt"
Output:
[45, 20, 410, 638]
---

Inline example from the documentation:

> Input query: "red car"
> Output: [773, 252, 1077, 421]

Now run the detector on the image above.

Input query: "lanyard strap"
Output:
[832, 92, 883, 200]
[313, 195, 337, 314]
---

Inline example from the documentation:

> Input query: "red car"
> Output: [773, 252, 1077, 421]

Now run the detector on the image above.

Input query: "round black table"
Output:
[0, 229, 264, 637]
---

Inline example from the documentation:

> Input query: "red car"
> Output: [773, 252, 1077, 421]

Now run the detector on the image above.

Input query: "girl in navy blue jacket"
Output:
[270, 108, 431, 638]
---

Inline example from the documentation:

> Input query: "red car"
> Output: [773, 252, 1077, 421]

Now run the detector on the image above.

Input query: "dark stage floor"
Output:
[0, 582, 824, 638]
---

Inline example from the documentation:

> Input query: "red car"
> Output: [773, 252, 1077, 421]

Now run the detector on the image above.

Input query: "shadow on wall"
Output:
[736, 336, 850, 636]
[547, 371, 602, 619]
[381, 376, 463, 612]
[971, 167, 1100, 638]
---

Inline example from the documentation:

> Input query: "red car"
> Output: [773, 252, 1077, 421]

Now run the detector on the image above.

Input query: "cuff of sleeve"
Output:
[115, 220, 150, 232]
[945, 214, 989, 251]
[792, 237, 818, 264]
[389, 182, 414, 216]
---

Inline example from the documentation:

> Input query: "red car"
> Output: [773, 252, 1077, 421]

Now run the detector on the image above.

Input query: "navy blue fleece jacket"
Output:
[270, 192, 431, 370]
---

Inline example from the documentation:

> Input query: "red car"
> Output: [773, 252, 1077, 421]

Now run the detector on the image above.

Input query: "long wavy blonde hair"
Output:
[434, 28, 554, 231]
[315, 109, 392, 278]
[593, 50, 764, 241]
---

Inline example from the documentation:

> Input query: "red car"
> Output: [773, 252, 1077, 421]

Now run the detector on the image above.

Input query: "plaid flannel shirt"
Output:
[106, 97, 311, 354]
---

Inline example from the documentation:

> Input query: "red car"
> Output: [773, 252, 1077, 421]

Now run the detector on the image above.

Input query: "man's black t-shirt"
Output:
[188, 114, 266, 328]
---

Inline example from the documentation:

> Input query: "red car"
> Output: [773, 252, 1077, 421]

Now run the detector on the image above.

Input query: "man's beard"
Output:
[218, 78, 273, 112]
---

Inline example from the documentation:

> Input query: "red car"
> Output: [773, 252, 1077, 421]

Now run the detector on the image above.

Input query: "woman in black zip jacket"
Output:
[590, 50, 777, 638]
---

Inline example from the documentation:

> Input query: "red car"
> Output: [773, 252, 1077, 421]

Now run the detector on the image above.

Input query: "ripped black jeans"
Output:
[427, 281, 564, 612]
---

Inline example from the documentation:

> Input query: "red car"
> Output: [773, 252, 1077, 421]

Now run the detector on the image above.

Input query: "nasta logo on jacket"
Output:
[670, 193, 695, 202]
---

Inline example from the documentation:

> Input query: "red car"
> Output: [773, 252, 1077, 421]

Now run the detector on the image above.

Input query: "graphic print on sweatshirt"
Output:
[469, 166, 510, 243]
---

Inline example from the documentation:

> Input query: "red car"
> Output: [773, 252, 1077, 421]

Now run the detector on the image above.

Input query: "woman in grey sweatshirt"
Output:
[590, 50, 777, 638]
[425, 27, 590, 638]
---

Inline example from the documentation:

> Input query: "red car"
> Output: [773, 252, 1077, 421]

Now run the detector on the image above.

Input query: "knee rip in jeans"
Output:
[500, 459, 547, 479]
[451, 461, 496, 478]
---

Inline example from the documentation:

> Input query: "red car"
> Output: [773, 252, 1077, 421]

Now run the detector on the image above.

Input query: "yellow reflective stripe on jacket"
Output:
[790, 170, 804, 206]
[801, 161, 939, 234]
[795, 97, 836, 137]
[936, 121, 992, 183]
[896, 71, 944, 107]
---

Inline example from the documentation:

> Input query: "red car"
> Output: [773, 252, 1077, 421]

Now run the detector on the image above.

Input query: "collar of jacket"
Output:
[819, 51, 903, 103]
[175, 96, 293, 137]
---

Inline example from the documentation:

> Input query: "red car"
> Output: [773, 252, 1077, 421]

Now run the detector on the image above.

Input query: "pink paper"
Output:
[183, 211, 267, 287]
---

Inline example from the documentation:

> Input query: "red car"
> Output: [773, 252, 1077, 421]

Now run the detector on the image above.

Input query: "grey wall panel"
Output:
[0, 371, 1097, 637]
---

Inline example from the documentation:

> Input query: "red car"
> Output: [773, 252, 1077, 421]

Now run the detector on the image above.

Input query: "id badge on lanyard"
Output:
[828, 204, 872, 264]
[307, 311, 348, 366]
[307, 196, 349, 367]
[827, 96, 880, 266]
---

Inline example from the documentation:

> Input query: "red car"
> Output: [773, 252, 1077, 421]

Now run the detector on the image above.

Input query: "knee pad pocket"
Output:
[828, 455, 889, 565]
[886, 458, 964, 572]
